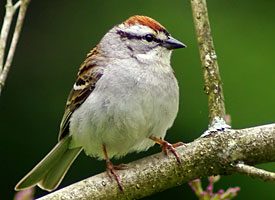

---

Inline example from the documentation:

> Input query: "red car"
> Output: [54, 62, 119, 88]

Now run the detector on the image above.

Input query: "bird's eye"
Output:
[144, 34, 154, 42]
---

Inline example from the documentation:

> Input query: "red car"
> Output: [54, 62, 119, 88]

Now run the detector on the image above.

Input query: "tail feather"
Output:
[38, 147, 81, 191]
[15, 136, 82, 191]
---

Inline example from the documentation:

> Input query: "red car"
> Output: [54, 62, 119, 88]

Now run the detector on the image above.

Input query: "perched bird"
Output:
[15, 15, 186, 192]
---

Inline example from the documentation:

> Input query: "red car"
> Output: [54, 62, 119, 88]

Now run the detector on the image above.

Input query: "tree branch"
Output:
[0, 0, 16, 69]
[0, 0, 31, 95]
[191, 0, 226, 125]
[37, 124, 275, 200]
[190, 0, 274, 185]
[234, 163, 275, 182]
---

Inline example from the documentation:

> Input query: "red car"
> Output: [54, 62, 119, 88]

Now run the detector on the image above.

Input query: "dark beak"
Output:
[162, 36, 186, 50]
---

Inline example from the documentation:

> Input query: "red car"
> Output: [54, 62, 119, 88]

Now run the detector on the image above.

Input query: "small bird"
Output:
[15, 15, 186, 192]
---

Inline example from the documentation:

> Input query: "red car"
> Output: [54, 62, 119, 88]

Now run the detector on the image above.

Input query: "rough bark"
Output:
[38, 124, 275, 200]
[191, 0, 226, 124]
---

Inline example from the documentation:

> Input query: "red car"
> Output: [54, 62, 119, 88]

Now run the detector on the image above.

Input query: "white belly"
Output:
[69, 63, 179, 159]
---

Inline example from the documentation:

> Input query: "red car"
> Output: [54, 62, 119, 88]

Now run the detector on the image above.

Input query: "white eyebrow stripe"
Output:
[157, 31, 168, 40]
[118, 24, 168, 42]
[118, 24, 155, 36]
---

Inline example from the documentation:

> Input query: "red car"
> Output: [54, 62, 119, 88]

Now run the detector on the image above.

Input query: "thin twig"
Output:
[0, 0, 16, 69]
[234, 163, 275, 182]
[0, 0, 31, 95]
[190, 0, 226, 125]
[37, 124, 275, 200]
[14, 1, 22, 10]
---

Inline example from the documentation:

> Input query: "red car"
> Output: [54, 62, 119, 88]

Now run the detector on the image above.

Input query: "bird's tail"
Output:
[15, 136, 82, 192]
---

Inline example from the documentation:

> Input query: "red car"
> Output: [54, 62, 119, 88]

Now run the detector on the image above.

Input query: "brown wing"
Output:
[58, 47, 103, 140]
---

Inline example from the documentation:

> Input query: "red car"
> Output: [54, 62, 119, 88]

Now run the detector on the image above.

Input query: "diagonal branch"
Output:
[234, 163, 275, 182]
[0, 0, 16, 69]
[0, 0, 31, 95]
[37, 124, 275, 200]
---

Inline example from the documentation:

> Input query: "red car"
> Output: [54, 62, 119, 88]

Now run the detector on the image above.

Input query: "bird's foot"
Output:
[149, 136, 184, 164]
[106, 160, 125, 191]
[103, 144, 126, 191]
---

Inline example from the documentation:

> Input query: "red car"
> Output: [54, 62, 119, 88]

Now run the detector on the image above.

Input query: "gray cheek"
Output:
[134, 41, 158, 54]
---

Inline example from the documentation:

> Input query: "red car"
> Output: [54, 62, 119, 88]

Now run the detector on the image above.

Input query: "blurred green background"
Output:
[1, 0, 274, 199]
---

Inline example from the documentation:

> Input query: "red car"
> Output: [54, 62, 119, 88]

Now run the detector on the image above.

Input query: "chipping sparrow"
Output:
[15, 15, 186, 192]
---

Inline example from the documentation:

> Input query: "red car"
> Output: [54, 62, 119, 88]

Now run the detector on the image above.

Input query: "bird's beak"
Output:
[162, 36, 186, 50]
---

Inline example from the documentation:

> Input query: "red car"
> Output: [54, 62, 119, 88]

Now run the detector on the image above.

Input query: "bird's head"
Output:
[99, 15, 186, 63]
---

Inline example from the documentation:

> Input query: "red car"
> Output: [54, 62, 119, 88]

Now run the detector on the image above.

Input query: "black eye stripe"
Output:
[117, 30, 164, 44]
[117, 30, 141, 40]
[151, 37, 163, 43]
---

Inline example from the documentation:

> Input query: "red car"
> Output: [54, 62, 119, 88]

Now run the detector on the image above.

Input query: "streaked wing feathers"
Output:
[58, 47, 103, 140]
